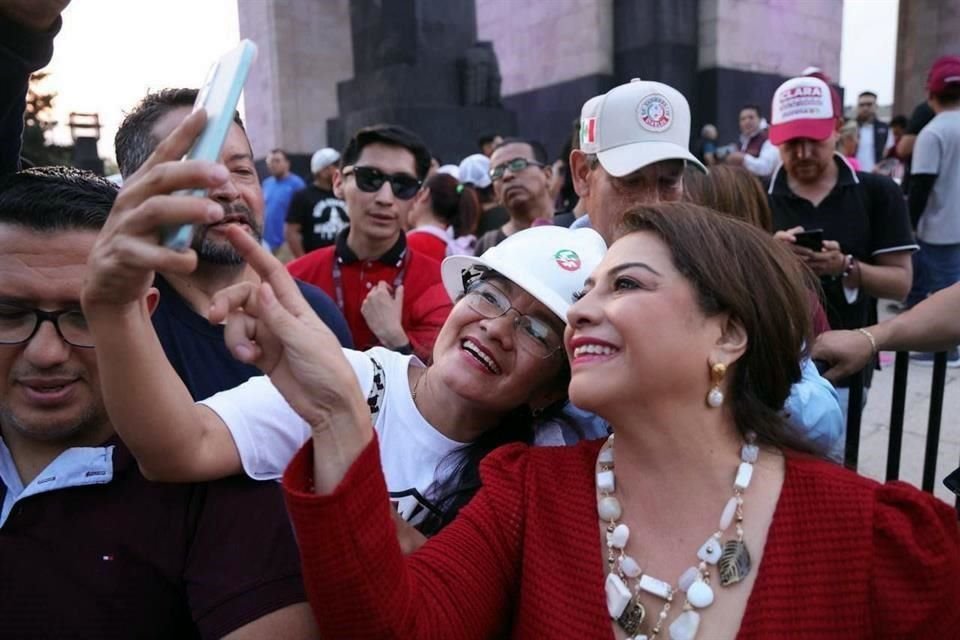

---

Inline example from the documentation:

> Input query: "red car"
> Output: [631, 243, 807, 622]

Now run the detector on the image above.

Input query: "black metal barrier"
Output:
[844, 351, 956, 515]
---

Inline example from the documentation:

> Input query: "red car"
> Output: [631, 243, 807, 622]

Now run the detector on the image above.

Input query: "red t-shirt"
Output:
[287, 230, 451, 363]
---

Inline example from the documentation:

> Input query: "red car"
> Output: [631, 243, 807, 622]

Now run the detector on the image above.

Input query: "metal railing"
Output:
[843, 351, 957, 515]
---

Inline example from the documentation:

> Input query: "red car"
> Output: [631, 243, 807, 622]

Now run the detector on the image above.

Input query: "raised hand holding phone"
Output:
[162, 39, 258, 249]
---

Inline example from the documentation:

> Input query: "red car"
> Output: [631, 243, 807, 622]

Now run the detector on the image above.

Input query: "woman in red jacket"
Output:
[225, 202, 959, 639]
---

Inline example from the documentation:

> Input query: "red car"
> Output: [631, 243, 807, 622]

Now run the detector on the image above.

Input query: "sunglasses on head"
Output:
[341, 165, 422, 200]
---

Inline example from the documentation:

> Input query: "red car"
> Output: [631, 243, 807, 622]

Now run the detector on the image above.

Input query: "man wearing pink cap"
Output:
[903, 55, 960, 365]
[768, 75, 917, 427]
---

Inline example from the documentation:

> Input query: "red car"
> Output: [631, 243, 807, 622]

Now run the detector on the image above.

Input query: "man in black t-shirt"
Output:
[285, 147, 349, 257]
[767, 75, 916, 425]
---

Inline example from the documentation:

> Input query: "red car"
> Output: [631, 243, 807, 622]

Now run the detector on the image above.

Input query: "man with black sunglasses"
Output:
[287, 125, 453, 362]
[475, 137, 563, 255]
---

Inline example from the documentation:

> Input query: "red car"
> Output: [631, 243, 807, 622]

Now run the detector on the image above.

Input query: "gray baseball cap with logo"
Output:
[580, 79, 706, 177]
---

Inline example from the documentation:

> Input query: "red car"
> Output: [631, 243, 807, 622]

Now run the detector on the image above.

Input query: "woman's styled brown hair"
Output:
[683, 165, 773, 233]
[614, 202, 822, 455]
[424, 173, 481, 237]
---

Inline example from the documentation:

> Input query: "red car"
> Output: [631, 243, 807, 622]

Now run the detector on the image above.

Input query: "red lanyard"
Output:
[332, 250, 409, 313]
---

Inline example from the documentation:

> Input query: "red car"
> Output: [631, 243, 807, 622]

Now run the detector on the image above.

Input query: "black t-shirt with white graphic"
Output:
[286, 184, 349, 253]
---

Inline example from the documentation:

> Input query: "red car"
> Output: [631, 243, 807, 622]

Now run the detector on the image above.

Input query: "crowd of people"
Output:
[1, 2, 959, 638]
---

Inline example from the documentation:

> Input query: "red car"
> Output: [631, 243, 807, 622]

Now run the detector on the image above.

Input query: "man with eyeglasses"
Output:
[0, 167, 318, 638]
[474, 137, 562, 255]
[855, 91, 894, 173]
[568, 79, 704, 245]
[287, 125, 452, 362]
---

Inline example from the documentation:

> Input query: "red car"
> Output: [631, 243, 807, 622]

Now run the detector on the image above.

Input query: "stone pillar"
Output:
[327, 0, 516, 164]
[613, 0, 698, 99]
[696, 0, 843, 144]
[477, 0, 613, 159]
[894, 0, 960, 115]
[238, 0, 353, 175]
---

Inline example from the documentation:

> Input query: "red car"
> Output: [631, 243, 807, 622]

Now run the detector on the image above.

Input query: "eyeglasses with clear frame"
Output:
[463, 280, 562, 358]
[488, 157, 546, 181]
[0, 302, 94, 348]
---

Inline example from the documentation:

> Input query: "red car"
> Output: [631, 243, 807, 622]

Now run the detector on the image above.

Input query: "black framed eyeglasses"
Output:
[464, 280, 562, 358]
[489, 157, 545, 181]
[342, 165, 422, 200]
[0, 303, 94, 348]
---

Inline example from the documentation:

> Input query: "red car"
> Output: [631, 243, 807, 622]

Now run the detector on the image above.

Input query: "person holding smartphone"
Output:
[767, 75, 917, 436]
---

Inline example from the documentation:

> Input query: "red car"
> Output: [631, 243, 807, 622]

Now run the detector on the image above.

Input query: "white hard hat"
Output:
[441, 225, 607, 322]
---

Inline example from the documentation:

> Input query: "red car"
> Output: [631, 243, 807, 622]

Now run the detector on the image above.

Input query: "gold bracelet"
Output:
[856, 327, 877, 355]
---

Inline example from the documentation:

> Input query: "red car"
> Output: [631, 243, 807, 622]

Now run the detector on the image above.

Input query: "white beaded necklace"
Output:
[597, 432, 758, 640]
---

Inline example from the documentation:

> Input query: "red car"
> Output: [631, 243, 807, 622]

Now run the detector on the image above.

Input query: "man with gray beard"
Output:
[114, 89, 352, 399]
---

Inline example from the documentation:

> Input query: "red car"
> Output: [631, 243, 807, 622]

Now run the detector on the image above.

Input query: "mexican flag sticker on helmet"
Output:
[554, 249, 581, 272]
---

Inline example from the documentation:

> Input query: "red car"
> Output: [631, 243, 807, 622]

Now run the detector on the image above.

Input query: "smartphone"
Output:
[162, 39, 258, 250]
[793, 228, 824, 252]
[944, 466, 960, 496]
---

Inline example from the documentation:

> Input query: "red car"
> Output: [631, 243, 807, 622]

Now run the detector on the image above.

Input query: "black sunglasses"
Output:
[489, 157, 545, 181]
[342, 165, 422, 200]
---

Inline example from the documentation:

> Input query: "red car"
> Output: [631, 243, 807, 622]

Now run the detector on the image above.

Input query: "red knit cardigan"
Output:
[283, 437, 960, 639]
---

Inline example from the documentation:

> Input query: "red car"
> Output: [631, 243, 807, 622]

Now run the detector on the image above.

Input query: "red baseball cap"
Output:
[769, 76, 837, 145]
[927, 55, 960, 95]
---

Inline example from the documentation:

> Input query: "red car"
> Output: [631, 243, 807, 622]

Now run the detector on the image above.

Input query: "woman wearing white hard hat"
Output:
[93, 224, 607, 538]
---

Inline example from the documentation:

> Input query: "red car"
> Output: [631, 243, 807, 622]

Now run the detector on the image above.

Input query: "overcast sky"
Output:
[840, 0, 899, 107]
[41, 0, 899, 161]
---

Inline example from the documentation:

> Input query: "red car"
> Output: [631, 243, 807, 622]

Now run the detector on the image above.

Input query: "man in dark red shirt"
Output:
[287, 125, 452, 362]
[0, 167, 316, 639]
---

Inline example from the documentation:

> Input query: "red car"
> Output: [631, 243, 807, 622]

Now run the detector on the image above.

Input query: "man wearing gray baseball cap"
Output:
[569, 79, 706, 244]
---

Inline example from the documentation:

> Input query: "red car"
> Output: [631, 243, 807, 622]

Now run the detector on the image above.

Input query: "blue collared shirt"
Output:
[0, 438, 114, 528]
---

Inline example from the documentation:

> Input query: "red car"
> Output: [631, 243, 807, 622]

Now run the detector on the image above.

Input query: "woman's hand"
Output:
[811, 329, 875, 383]
[211, 227, 369, 434]
[83, 109, 226, 315]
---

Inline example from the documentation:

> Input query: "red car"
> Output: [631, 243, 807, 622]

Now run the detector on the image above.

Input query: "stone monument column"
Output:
[327, 0, 516, 163]
[695, 0, 843, 144]
[238, 0, 353, 173]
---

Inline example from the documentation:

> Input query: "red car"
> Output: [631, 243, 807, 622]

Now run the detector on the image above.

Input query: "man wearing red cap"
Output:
[904, 55, 960, 365]
[767, 75, 917, 429]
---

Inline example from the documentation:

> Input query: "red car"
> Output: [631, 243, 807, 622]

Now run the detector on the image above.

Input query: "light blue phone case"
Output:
[162, 39, 258, 250]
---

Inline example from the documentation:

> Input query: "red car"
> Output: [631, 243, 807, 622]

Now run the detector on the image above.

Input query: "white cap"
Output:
[437, 164, 460, 179]
[589, 79, 705, 176]
[768, 76, 836, 145]
[441, 225, 606, 322]
[458, 153, 492, 188]
[310, 148, 340, 174]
